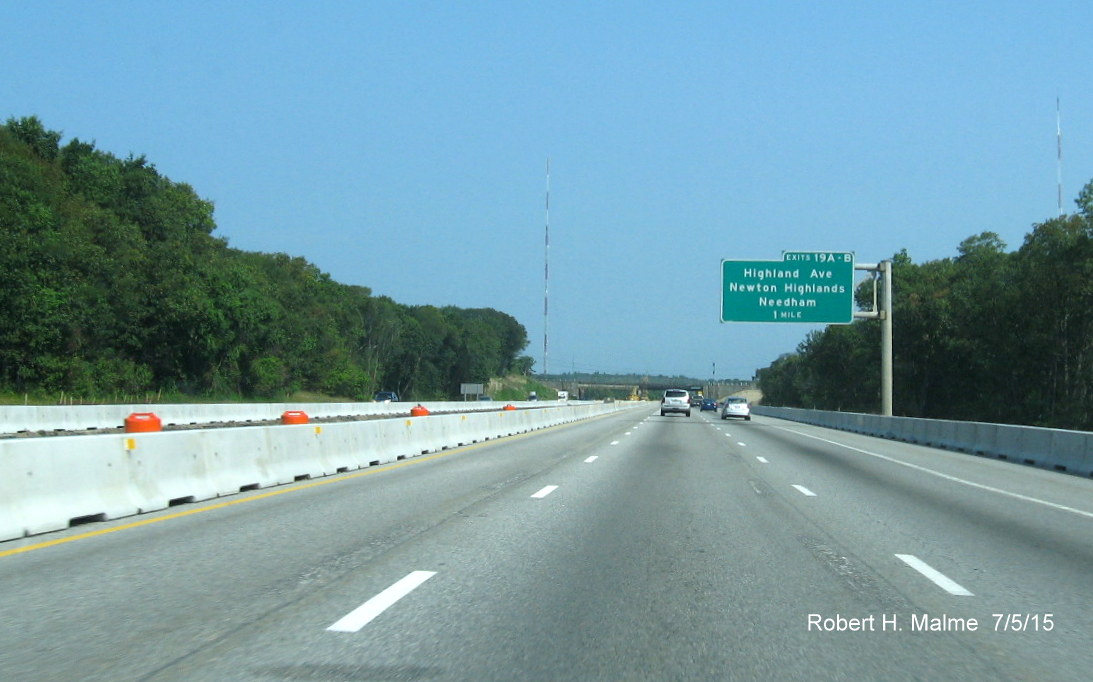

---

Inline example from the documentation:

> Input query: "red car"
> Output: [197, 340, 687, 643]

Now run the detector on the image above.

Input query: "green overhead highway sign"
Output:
[721, 252, 855, 323]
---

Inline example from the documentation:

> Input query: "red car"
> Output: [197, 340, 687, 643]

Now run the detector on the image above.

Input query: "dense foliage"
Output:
[0, 117, 531, 401]
[758, 192, 1093, 430]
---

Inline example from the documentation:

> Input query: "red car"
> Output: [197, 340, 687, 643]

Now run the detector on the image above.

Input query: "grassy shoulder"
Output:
[485, 375, 562, 401]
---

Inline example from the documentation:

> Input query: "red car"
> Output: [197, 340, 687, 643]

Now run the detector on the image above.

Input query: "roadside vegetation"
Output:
[0, 117, 534, 403]
[758, 186, 1093, 431]
[484, 375, 559, 402]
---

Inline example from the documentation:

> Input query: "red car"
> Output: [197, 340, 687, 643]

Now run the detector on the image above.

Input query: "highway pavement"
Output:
[1, 406, 1091, 680]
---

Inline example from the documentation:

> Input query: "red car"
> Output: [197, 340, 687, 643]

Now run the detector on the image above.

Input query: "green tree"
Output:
[0, 117, 532, 403]
[6, 115, 61, 161]
[1008, 215, 1093, 427]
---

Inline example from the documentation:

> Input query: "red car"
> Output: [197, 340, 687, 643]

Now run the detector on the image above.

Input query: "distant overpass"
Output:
[543, 377, 756, 400]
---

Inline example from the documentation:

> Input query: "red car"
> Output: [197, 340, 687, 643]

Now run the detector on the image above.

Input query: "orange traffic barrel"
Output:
[124, 412, 162, 433]
[503, 404, 517, 411]
[410, 404, 430, 417]
[281, 410, 309, 425]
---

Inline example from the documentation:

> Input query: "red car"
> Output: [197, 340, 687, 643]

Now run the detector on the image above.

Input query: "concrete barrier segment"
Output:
[1, 401, 645, 541]
[0, 400, 580, 435]
[752, 406, 1093, 479]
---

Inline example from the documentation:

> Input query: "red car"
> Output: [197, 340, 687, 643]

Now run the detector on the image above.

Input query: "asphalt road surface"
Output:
[2, 407, 1091, 681]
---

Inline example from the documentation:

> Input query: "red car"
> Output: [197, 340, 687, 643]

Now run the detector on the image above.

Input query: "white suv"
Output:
[720, 396, 751, 421]
[660, 389, 691, 417]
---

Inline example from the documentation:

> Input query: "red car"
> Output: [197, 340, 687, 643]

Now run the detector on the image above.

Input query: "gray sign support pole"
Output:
[854, 260, 894, 416]
[881, 260, 893, 416]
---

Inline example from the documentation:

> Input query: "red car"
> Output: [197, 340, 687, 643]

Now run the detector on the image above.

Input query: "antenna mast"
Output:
[1058, 97, 1063, 216]
[543, 157, 550, 375]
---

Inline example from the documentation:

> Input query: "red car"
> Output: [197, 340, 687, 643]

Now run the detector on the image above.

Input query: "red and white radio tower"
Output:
[543, 157, 551, 375]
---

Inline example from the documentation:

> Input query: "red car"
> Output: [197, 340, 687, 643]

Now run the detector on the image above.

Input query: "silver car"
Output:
[660, 389, 691, 417]
[720, 396, 751, 421]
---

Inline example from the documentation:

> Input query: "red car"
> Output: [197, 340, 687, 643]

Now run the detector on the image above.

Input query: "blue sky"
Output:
[3, 1, 1091, 381]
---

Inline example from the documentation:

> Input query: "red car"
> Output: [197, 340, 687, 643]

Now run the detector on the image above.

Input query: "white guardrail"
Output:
[752, 406, 1093, 478]
[0, 401, 646, 542]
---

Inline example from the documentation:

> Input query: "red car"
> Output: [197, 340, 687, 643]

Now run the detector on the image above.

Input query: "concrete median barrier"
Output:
[0, 401, 645, 542]
[0, 400, 571, 435]
[753, 406, 1093, 478]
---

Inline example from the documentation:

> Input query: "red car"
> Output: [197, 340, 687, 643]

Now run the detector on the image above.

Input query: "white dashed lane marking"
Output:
[756, 456, 769, 464]
[584, 456, 598, 463]
[531, 485, 559, 499]
[792, 485, 817, 497]
[895, 554, 974, 596]
[327, 571, 436, 633]
[770, 424, 1093, 520]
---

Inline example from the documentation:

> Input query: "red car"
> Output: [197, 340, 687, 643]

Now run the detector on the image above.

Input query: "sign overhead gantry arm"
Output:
[852, 260, 893, 416]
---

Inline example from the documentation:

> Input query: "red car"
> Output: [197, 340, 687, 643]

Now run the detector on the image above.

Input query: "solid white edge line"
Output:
[769, 424, 1093, 520]
[531, 485, 559, 499]
[756, 456, 769, 464]
[792, 484, 817, 496]
[327, 570, 437, 632]
[584, 456, 598, 463]
[895, 554, 974, 596]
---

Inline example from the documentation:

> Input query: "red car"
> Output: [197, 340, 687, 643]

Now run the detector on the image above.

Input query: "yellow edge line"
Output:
[0, 411, 621, 559]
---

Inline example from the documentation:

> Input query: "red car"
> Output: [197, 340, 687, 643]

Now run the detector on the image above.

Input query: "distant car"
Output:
[700, 398, 717, 411]
[478, 395, 493, 401]
[373, 391, 399, 402]
[720, 396, 751, 421]
[660, 389, 691, 417]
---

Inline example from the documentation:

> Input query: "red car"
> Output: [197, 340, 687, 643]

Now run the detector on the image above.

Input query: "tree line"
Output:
[0, 116, 532, 402]
[758, 185, 1093, 431]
